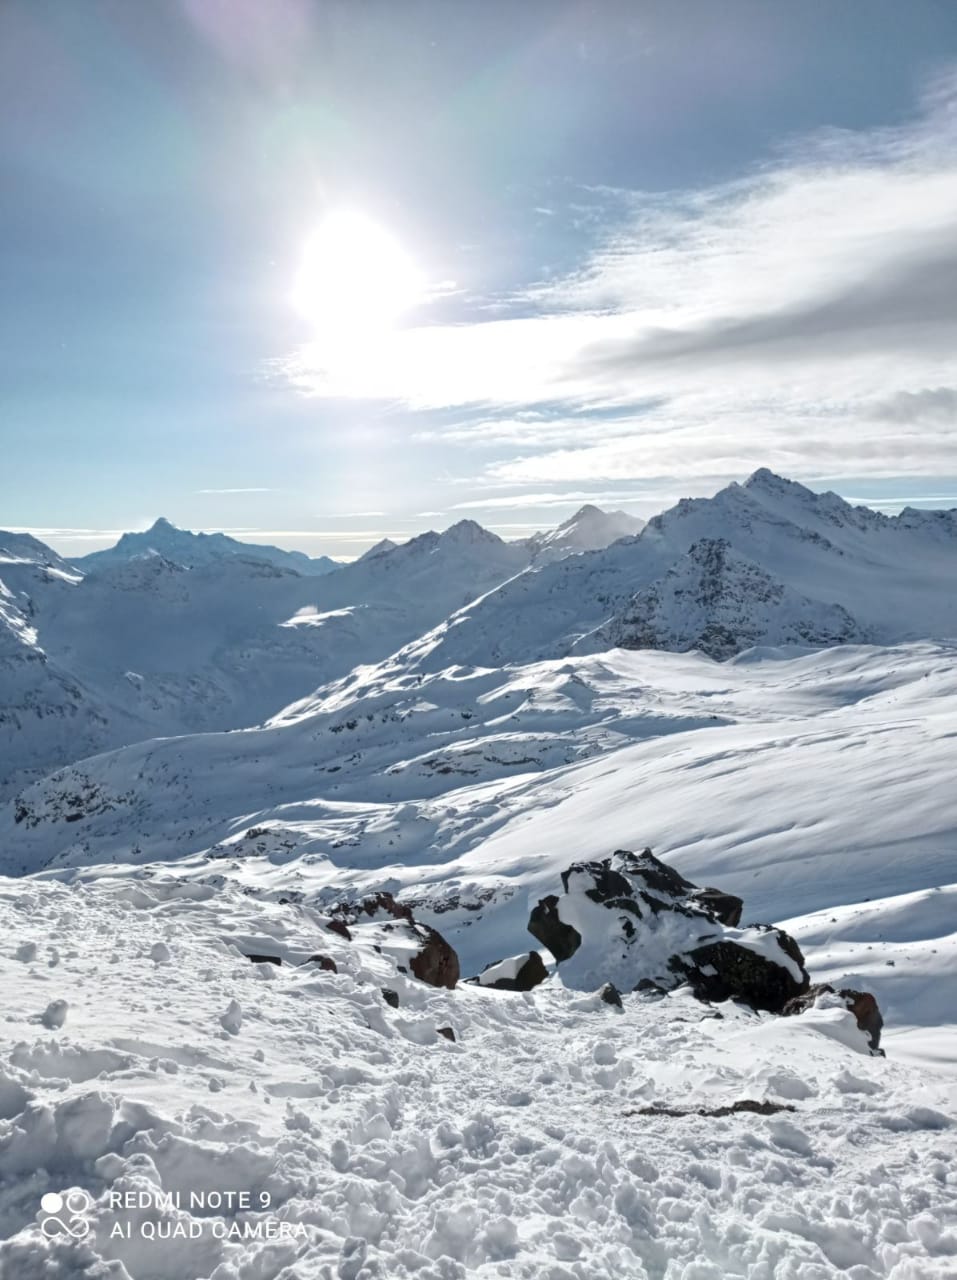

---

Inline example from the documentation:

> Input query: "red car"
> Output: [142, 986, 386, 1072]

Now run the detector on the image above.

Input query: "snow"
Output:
[0, 520, 535, 798]
[473, 954, 538, 986]
[0, 875, 954, 1279]
[1, 475, 956, 1277]
[6, 643, 955, 997]
[526, 504, 645, 562]
[72, 518, 341, 577]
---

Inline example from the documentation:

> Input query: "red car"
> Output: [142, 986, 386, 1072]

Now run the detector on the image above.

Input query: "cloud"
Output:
[870, 387, 957, 425]
[448, 490, 659, 510]
[5, 527, 134, 541]
[196, 487, 278, 494]
[278, 68, 957, 484]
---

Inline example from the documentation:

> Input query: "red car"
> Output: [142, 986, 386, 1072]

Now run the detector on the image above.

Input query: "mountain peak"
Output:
[441, 519, 502, 546]
[148, 517, 178, 533]
[561, 503, 606, 527]
[357, 537, 399, 563]
[742, 469, 816, 501]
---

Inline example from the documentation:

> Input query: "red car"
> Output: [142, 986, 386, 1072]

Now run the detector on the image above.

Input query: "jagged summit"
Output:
[442, 518, 504, 545]
[358, 537, 399, 562]
[75, 520, 340, 578]
[742, 467, 813, 495]
[529, 503, 645, 562]
[559, 503, 605, 525]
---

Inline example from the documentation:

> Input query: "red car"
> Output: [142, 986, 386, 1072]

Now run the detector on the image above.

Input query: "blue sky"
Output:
[3, 0, 957, 559]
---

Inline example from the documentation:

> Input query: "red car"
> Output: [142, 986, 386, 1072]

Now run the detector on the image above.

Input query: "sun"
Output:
[290, 210, 422, 345]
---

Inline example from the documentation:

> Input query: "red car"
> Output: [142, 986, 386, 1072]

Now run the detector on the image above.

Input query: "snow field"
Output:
[0, 876, 955, 1279]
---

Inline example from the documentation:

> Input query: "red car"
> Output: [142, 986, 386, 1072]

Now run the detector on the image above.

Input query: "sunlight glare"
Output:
[290, 211, 422, 350]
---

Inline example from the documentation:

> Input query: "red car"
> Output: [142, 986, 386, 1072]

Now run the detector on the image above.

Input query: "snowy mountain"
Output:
[73, 516, 341, 576]
[526, 503, 645, 562]
[399, 469, 957, 672]
[356, 536, 399, 561]
[2, 479, 957, 1276]
[0, 520, 534, 795]
[0, 535, 147, 799]
[4, 642, 955, 1007]
[589, 537, 863, 659]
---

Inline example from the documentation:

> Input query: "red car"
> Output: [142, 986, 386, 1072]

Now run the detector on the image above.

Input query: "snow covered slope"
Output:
[527, 503, 645, 562]
[73, 517, 341, 576]
[4, 642, 955, 1067]
[0, 536, 148, 800]
[1, 872, 954, 1279]
[590, 538, 863, 659]
[400, 470, 957, 671]
[0, 522, 534, 794]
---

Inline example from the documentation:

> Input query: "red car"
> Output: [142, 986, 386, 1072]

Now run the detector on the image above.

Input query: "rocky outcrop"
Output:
[528, 896, 582, 961]
[472, 951, 548, 991]
[782, 983, 884, 1052]
[669, 931, 808, 1013]
[330, 891, 460, 989]
[595, 538, 863, 659]
[528, 849, 809, 1013]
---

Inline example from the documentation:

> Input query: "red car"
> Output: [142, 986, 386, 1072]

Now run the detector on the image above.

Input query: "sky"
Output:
[3, 0, 957, 560]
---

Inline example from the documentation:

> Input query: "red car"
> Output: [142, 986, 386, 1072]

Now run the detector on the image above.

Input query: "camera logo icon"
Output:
[40, 1190, 93, 1238]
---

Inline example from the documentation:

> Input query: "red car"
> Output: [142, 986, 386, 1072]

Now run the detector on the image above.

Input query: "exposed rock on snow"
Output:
[591, 537, 864, 659]
[599, 982, 623, 1008]
[529, 849, 810, 1012]
[671, 930, 809, 1013]
[472, 951, 548, 991]
[784, 983, 885, 1053]
[330, 892, 460, 989]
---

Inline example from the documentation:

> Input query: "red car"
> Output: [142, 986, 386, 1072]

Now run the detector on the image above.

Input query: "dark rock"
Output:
[326, 920, 352, 941]
[690, 887, 743, 928]
[381, 988, 400, 1008]
[245, 953, 282, 966]
[671, 932, 809, 1013]
[599, 983, 623, 1008]
[437, 1026, 456, 1042]
[627, 1099, 797, 1119]
[302, 954, 338, 973]
[634, 978, 668, 996]
[330, 891, 460, 989]
[410, 931, 460, 990]
[473, 951, 548, 991]
[528, 895, 582, 961]
[528, 848, 809, 1014]
[782, 983, 884, 1052]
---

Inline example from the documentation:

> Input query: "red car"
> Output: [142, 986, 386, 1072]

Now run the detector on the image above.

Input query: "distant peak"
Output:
[148, 516, 179, 533]
[561, 504, 605, 527]
[358, 537, 398, 562]
[743, 468, 814, 499]
[442, 519, 501, 544]
[744, 468, 789, 490]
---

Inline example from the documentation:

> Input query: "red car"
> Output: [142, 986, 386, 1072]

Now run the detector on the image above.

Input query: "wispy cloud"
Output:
[5, 527, 135, 541]
[449, 490, 657, 511]
[279, 68, 957, 484]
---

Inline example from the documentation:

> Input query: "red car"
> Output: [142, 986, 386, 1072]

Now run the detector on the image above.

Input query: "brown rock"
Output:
[410, 929, 460, 989]
[782, 983, 884, 1052]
